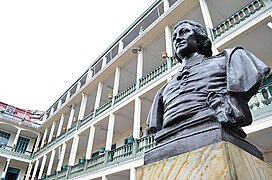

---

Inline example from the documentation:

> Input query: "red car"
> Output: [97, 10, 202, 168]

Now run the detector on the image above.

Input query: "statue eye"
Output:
[172, 34, 176, 40]
[181, 29, 190, 34]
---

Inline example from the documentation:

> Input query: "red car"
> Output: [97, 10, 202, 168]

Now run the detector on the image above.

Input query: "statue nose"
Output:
[176, 35, 185, 42]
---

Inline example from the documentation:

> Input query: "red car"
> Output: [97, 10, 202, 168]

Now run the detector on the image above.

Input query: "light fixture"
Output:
[267, 22, 272, 29]
[132, 47, 142, 54]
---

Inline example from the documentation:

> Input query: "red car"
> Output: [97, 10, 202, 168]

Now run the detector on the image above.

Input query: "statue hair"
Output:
[173, 20, 212, 62]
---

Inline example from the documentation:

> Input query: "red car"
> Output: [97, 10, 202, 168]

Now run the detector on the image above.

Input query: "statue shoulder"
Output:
[205, 47, 245, 61]
[204, 51, 225, 61]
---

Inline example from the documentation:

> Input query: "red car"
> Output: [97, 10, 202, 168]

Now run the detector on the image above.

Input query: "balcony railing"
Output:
[95, 100, 113, 116]
[0, 145, 32, 159]
[69, 163, 85, 178]
[114, 83, 136, 105]
[56, 168, 67, 180]
[139, 61, 168, 88]
[107, 143, 133, 165]
[170, 57, 179, 67]
[137, 134, 156, 154]
[80, 112, 94, 127]
[248, 73, 272, 119]
[47, 134, 156, 179]
[86, 153, 105, 172]
[67, 124, 76, 135]
[0, 111, 40, 129]
[212, 0, 272, 40]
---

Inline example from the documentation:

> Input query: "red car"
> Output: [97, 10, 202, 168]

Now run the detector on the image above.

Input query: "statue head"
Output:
[173, 20, 212, 62]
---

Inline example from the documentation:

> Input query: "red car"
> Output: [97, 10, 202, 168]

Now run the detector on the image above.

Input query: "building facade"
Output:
[0, 101, 41, 180]
[1, 0, 272, 179]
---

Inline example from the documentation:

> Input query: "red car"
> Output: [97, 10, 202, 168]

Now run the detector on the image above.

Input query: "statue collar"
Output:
[184, 53, 204, 67]
[178, 53, 204, 72]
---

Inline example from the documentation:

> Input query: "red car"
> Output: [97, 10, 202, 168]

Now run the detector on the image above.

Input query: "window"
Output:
[0, 130, 11, 139]
[15, 137, 30, 153]
[5, 105, 15, 114]
[0, 130, 10, 147]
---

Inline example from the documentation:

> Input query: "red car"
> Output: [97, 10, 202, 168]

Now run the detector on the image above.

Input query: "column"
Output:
[165, 26, 173, 57]
[130, 167, 136, 180]
[94, 82, 103, 110]
[34, 133, 41, 152]
[65, 91, 71, 102]
[163, 0, 170, 12]
[57, 99, 62, 109]
[102, 56, 107, 68]
[76, 81, 82, 92]
[165, 25, 173, 70]
[42, 113, 47, 121]
[1, 158, 10, 179]
[23, 108, 28, 119]
[167, 76, 172, 82]
[31, 160, 39, 180]
[133, 97, 141, 139]
[136, 48, 144, 89]
[25, 162, 33, 180]
[102, 175, 108, 180]
[57, 143, 67, 171]
[47, 149, 56, 175]
[199, 0, 218, 54]
[85, 125, 96, 159]
[12, 129, 21, 148]
[38, 155, 47, 179]
[68, 134, 79, 166]
[50, 107, 54, 116]
[78, 93, 88, 120]
[113, 67, 121, 97]
[41, 128, 48, 148]
[136, 49, 143, 80]
[57, 114, 65, 137]
[86, 68, 94, 82]
[118, 40, 124, 53]
[199, 0, 213, 31]
[48, 121, 56, 143]
[105, 114, 115, 151]
[67, 105, 75, 129]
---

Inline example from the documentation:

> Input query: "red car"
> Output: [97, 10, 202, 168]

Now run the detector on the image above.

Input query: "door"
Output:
[5, 167, 20, 180]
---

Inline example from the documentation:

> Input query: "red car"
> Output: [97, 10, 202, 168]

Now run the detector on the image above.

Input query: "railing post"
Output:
[76, 120, 81, 130]
[54, 171, 58, 180]
[83, 160, 88, 172]
[166, 57, 172, 70]
[104, 151, 109, 167]
[132, 139, 138, 158]
[65, 166, 71, 180]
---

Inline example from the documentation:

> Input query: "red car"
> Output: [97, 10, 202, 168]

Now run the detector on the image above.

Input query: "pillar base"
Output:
[137, 141, 272, 179]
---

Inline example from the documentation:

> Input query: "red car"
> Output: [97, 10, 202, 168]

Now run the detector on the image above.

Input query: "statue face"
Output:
[172, 23, 199, 59]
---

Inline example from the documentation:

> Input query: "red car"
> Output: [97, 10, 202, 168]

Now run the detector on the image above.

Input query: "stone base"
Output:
[144, 123, 263, 164]
[137, 142, 272, 179]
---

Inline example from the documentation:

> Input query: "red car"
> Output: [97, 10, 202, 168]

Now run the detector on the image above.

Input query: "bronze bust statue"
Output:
[145, 20, 270, 164]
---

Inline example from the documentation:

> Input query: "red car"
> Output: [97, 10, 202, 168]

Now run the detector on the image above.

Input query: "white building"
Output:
[1, 0, 272, 179]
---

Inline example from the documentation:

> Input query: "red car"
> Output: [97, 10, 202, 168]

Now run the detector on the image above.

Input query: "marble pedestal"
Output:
[137, 142, 272, 179]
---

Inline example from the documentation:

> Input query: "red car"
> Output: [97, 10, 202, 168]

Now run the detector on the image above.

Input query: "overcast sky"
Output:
[0, 0, 155, 111]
